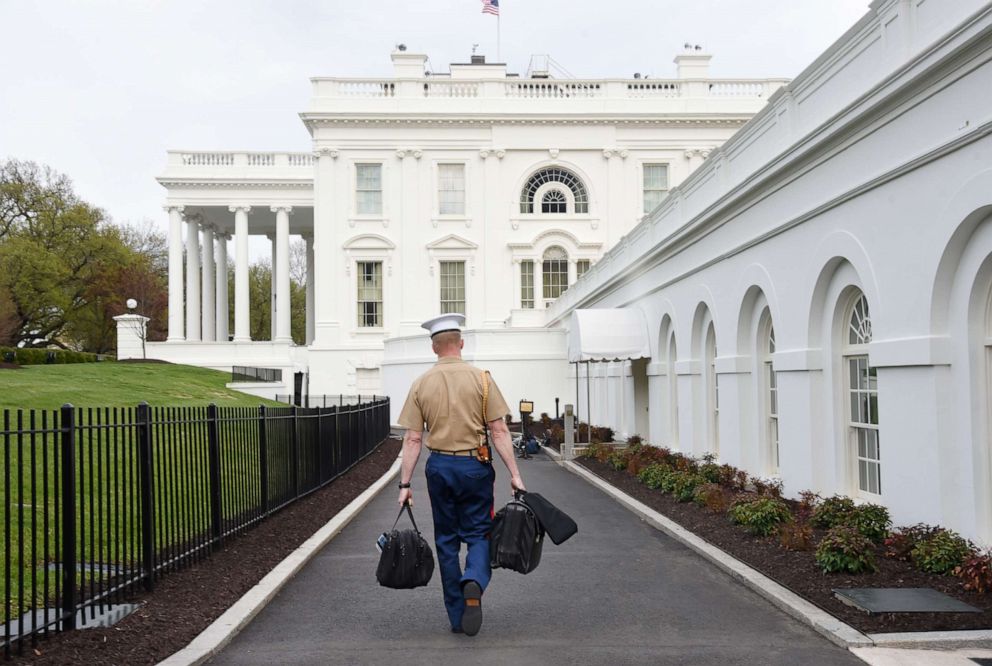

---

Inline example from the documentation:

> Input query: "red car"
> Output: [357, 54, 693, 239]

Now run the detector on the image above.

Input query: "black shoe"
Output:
[451, 626, 464, 634]
[461, 581, 483, 636]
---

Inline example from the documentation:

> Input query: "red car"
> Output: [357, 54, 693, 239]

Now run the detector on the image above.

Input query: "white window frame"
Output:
[435, 161, 468, 218]
[576, 259, 591, 278]
[844, 293, 880, 496]
[641, 162, 670, 214]
[705, 320, 719, 457]
[355, 260, 384, 329]
[763, 321, 779, 474]
[520, 260, 535, 309]
[438, 260, 466, 314]
[542, 245, 570, 302]
[668, 331, 680, 449]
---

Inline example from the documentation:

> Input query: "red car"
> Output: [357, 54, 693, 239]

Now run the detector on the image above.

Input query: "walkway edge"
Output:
[561, 457, 874, 649]
[156, 454, 403, 666]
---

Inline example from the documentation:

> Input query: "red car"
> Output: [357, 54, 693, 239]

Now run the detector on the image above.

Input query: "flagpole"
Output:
[497, 13, 501, 62]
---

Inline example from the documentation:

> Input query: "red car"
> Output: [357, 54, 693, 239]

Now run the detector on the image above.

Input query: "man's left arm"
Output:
[397, 429, 422, 506]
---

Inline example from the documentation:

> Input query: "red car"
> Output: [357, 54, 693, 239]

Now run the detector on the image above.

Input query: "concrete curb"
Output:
[562, 458, 874, 649]
[157, 455, 403, 666]
[867, 629, 992, 649]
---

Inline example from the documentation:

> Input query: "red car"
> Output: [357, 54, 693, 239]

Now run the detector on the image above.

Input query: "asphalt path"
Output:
[210, 451, 863, 665]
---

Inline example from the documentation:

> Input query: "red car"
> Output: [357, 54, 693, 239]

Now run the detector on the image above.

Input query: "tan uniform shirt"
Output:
[398, 357, 511, 452]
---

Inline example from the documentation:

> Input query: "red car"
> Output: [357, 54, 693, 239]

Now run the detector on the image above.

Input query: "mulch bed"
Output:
[0, 362, 21, 370]
[10, 438, 401, 665]
[577, 456, 992, 634]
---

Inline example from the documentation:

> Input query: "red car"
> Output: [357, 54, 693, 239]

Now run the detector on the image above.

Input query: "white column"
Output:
[305, 233, 315, 345]
[185, 217, 201, 342]
[312, 147, 339, 347]
[201, 226, 216, 343]
[230, 206, 251, 342]
[166, 205, 185, 341]
[215, 235, 229, 342]
[568, 259, 578, 291]
[273, 206, 292, 343]
[268, 234, 277, 340]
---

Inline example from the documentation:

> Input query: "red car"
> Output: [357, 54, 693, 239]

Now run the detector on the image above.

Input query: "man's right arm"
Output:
[489, 418, 525, 492]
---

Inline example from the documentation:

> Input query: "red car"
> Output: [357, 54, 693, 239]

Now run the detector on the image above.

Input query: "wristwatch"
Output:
[398, 482, 411, 489]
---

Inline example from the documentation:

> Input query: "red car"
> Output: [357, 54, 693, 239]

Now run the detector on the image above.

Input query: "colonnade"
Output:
[165, 204, 314, 345]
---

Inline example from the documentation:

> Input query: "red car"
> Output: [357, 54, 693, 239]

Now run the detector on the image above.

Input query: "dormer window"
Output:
[541, 189, 567, 214]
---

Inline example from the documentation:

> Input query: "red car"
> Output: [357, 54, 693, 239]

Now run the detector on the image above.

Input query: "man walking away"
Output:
[396, 313, 525, 636]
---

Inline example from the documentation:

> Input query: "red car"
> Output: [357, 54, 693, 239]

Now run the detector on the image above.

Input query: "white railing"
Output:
[314, 77, 786, 100]
[181, 153, 234, 166]
[425, 81, 480, 97]
[173, 152, 314, 168]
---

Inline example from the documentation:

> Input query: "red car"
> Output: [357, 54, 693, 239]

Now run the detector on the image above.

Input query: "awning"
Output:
[568, 309, 650, 363]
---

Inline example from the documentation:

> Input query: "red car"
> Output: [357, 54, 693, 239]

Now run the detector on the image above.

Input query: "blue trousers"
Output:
[425, 452, 495, 629]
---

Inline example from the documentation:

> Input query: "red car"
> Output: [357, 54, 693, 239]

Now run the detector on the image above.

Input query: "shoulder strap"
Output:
[393, 502, 422, 534]
[481, 370, 490, 423]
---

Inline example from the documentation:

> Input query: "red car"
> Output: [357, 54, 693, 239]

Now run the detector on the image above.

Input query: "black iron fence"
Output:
[231, 366, 283, 383]
[0, 397, 390, 657]
[275, 395, 382, 408]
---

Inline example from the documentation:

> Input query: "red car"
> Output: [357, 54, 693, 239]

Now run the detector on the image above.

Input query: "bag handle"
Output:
[392, 501, 422, 534]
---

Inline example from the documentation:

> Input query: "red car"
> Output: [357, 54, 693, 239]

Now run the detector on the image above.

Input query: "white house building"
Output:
[142, 50, 784, 405]
[531, 0, 992, 543]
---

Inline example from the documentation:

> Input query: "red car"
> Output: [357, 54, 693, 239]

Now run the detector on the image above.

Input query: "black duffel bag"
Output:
[490, 491, 545, 574]
[376, 503, 435, 589]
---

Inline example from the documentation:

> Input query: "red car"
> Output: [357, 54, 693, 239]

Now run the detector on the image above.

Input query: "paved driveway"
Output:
[210, 452, 863, 666]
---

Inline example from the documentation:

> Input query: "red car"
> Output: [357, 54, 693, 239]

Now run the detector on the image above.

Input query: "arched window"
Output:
[520, 168, 589, 214]
[705, 321, 719, 456]
[844, 293, 879, 495]
[668, 331, 680, 448]
[542, 246, 569, 300]
[541, 189, 567, 214]
[764, 320, 779, 473]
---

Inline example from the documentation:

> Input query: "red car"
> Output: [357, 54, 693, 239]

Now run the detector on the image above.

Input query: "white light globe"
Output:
[126, 298, 138, 310]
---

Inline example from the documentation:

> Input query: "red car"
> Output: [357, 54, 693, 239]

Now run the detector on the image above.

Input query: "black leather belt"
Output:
[429, 448, 478, 457]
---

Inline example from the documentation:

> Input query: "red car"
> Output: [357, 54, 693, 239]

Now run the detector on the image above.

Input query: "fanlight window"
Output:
[542, 189, 567, 214]
[520, 168, 589, 214]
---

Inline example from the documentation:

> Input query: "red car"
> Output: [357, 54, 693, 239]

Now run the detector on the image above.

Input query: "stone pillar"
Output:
[312, 147, 338, 346]
[230, 206, 251, 342]
[114, 314, 150, 360]
[603, 148, 627, 249]
[480, 148, 505, 326]
[166, 205, 185, 341]
[305, 233, 315, 345]
[268, 234, 277, 341]
[201, 226, 216, 343]
[216, 235, 229, 342]
[185, 217, 201, 342]
[273, 206, 293, 343]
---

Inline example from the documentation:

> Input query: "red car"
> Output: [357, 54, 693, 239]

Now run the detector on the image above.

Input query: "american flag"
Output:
[481, 0, 499, 16]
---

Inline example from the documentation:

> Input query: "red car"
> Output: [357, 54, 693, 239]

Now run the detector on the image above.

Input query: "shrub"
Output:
[815, 526, 878, 573]
[698, 462, 722, 484]
[638, 463, 672, 490]
[0, 347, 99, 365]
[885, 524, 942, 561]
[911, 529, 974, 575]
[810, 495, 857, 529]
[751, 477, 784, 498]
[627, 434, 643, 446]
[729, 496, 793, 536]
[955, 552, 992, 595]
[608, 448, 631, 471]
[778, 522, 814, 551]
[671, 473, 707, 502]
[715, 464, 747, 491]
[693, 483, 733, 513]
[796, 491, 820, 523]
[847, 504, 891, 543]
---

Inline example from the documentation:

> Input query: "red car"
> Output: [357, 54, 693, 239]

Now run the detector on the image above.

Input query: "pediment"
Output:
[425, 234, 478, 251]
[342, 233, 396, 250]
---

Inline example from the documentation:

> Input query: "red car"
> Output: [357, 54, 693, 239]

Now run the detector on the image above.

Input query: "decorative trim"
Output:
[163, 204, 185, 214]
[160, 180, 313, 190]
[303, 116, 750, 129]
[270, 205, 293, 214]
[549, 148, 559, 159]
[314, 147, 339, 158]
[227, 205, 252, 214]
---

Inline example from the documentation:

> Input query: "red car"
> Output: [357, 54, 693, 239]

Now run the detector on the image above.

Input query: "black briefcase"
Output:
[490, 492, 544, 574]
[520, 492, 578, 545]
[376, 503, 435, 589]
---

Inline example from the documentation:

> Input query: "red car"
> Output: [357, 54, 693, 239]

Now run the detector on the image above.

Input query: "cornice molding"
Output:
[159, 180, 313, 190]
[303, 115, 750, 129]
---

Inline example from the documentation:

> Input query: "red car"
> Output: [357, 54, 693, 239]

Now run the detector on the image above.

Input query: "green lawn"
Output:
[0, 362, 283, 411]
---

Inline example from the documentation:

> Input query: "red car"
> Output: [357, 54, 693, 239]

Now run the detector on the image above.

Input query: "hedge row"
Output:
[0, 347, 101, 365]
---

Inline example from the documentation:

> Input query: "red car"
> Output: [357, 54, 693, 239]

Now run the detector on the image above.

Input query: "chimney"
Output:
[391, 50, 427, 78]
[674, 52, 712, 79]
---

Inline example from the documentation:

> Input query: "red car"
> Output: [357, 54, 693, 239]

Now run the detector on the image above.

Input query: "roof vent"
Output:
[471, 54, 486, 64]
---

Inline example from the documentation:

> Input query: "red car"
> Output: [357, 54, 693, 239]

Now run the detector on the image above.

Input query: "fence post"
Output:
[207, 404, 223, 548]
[258, 406, 269, 517]
[136, 402, 155, 592]
[291, 406, 299, 499]
[316, 407, 324, 486]
[59, 404, 77, 630]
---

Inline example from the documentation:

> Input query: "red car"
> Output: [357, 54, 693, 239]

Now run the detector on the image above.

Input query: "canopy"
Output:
[568, 309, 650, 363]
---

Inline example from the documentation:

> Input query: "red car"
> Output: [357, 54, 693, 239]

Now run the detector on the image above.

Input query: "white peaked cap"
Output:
[421, 313, 466, 337]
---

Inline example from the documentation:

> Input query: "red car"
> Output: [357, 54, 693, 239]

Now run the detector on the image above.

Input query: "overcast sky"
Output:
[1, 0, 869, 238]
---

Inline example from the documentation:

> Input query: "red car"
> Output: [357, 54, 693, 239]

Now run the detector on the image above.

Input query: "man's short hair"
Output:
[432, 330, 462, 349]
